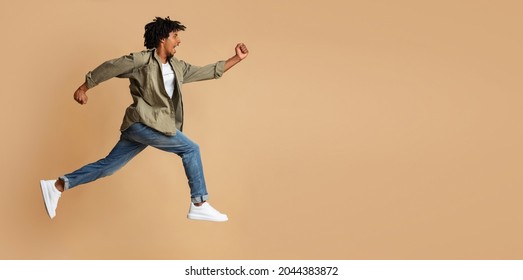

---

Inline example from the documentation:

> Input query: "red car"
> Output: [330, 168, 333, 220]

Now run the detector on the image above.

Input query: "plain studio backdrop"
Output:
[0, 0, 522, 259]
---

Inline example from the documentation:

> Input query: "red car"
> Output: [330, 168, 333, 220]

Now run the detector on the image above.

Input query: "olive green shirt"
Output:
[85, 49, 225, 135]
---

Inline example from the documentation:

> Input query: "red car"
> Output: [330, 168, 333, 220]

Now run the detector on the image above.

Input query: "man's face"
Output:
[162, 31, 181, 58]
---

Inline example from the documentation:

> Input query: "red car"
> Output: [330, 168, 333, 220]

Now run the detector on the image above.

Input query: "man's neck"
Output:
[156, 49, 169, 64]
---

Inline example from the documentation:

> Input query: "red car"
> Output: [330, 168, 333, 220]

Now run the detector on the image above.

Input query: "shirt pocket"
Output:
[136, 64, 163, 104]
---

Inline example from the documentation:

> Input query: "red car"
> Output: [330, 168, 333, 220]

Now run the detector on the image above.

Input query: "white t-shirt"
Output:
[161, 62, 175, 98]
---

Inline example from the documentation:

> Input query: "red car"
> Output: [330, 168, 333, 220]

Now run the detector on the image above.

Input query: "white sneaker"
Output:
[187, 202, 228, 222]
[40, 180, 62, 219]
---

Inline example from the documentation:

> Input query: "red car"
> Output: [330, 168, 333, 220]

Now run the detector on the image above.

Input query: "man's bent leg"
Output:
[123, 123, 208, 202]
[121, 123, 228, 222]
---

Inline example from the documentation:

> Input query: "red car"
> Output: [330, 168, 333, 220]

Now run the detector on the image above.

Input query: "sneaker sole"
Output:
[187, 213, 228, 222]
[39, 180, 54, 219]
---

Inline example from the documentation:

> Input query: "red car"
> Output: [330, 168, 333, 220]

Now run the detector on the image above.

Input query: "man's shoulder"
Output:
[129, 49, 155, 66]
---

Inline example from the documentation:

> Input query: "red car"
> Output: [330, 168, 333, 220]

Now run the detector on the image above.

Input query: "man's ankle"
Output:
[54, 179, 65, 193]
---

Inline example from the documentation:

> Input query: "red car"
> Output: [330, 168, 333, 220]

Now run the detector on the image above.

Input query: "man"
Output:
[39, 16, 248, 222]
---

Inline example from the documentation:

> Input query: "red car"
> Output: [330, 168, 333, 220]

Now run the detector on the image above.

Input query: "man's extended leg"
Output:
[40, 135, 146, 219]
[58, 137, 147, 190]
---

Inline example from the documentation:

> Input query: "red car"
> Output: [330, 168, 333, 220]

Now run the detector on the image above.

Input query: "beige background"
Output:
[1, 0, 522, 259]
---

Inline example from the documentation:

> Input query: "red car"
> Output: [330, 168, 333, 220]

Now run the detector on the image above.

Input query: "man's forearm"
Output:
[224, 55, 242, 72]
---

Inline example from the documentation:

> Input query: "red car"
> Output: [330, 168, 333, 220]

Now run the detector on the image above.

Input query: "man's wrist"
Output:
[79, 82, 89, 92]
[232, 55, 243, 62]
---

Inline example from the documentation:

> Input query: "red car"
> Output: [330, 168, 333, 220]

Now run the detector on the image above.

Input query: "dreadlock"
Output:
[143, 16, 186, 49]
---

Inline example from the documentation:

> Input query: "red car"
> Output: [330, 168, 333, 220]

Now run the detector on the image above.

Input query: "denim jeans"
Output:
[60, 123, 208, 203]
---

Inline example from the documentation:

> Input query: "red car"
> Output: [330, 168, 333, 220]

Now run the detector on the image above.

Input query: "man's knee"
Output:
[189, 142, 200, 154]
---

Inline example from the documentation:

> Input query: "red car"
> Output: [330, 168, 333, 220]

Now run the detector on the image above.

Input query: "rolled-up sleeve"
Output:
[181, 60, 225, 84]
[85, 54, 136, 89]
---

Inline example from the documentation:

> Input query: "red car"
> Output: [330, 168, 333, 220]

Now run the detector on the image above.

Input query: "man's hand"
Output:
[235, 43, 249, 60]
[73, 82, 89, 105]
[225, 43, 249, 72]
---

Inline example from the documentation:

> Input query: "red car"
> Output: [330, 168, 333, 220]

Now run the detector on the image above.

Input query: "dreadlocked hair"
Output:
[143, 16, 186, 49]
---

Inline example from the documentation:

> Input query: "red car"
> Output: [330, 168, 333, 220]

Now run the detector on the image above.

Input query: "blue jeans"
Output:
[60, 123, 208, 203]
